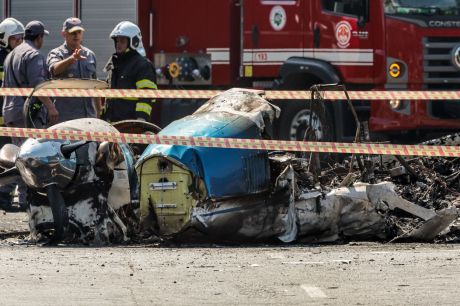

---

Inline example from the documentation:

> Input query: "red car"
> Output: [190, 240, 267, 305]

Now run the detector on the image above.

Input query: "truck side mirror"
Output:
[357, 15, 367, 28]
[357, 0, 369, 28]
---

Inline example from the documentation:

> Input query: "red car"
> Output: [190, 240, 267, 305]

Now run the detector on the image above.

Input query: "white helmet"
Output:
[110, 21, 145, 56]
[0, 17, 25, 48]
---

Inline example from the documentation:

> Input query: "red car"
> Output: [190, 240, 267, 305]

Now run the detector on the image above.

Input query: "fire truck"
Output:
[138, 0, 460, 142]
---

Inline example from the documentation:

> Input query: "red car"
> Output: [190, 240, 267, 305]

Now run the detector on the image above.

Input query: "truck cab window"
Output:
[384, 0, 460, 16]
[322, 0, 366, 17]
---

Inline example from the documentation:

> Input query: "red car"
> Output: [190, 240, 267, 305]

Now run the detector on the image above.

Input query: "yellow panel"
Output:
[138, 156, 203, 236]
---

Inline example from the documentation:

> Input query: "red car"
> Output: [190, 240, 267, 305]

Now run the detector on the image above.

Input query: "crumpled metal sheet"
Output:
[191, 195, 290, 241]
[20, 119, 138, 244]
[194, 88, 280, 131]
[186, 169, 458, 243]
[26, 144, 136, 244]
[181, 169, 388, 243]
[296, 182, 391, 243]
[189, 167, 295, 241]
[295, 181, 459, 243]
[406, 207, 458, 241]
[28, 195, 129, 244]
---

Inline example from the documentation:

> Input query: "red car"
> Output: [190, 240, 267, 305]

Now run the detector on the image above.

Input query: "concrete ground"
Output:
[1, 211, 459, 305]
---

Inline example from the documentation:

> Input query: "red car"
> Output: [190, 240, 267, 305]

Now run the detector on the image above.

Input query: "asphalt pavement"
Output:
[1, 211, 460, 305]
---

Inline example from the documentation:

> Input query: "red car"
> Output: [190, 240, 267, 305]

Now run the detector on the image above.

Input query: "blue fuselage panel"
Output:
[139, 112, 271, 198]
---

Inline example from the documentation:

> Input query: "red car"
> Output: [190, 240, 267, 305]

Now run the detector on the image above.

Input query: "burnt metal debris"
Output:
[0, 118, 142, 244]
[136, 86, 460, 244]
[0, 82, 458, 245]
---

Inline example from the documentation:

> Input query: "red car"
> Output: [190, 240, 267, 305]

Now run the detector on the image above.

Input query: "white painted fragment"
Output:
[268, 253, 286, 260]
[300, 285, 327, 298]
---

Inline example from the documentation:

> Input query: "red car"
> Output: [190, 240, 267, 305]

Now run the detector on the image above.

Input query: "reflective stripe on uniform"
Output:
[136, 79, 157, 103]
[107, 97, 138, 101]
[136, 79, 157, 89]
[0, 116, 3, 125]
[0, 71, 4, 80]
[135, 102, 152, 115]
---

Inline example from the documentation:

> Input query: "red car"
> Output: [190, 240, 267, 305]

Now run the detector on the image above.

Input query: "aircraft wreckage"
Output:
[0, 81, 458, 244]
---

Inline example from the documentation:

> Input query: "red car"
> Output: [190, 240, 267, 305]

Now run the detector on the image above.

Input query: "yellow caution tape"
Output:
[1, 88, 460, 100]
[0, 126, 458, 157]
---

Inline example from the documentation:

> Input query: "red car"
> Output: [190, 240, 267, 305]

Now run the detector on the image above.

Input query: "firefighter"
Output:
[102, 21, 157, 122]
[2, 20, 58, 209]
[47, 17, 101, 122]
[0, 17, 24, 210]
[0, 18, 24, 122]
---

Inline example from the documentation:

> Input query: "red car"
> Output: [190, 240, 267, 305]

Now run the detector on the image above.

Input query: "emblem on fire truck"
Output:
[269, 6, 287, 31]
[335, 21, 352, 48]
[451, 44, 460, 70]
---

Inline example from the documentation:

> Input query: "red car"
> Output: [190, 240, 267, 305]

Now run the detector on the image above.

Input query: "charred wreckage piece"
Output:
[136, 88, 460, 243]
[0, 82, 458, 245]
[0, 118, 143, 244]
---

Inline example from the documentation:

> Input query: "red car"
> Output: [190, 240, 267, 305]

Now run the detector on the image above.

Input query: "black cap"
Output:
[25, 21, 49, 37]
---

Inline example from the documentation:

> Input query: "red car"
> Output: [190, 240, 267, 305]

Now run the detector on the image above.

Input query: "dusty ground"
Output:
[1, 211, 460, 306]
[0, 210, 28, 238]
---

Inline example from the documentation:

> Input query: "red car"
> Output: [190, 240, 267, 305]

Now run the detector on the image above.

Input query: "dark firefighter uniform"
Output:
[103, 49, 157, 122]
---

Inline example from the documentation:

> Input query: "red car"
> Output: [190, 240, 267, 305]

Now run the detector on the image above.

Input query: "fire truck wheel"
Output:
[277, 101, 334, 142]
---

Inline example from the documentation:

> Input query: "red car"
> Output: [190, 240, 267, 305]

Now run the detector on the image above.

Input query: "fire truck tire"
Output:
[277, 100, 334, 142]
[440, 101, 460, 119]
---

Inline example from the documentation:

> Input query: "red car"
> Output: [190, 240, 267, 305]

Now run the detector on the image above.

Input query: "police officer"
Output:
[2, 20, 58, 208]
[103, 21, 157, 122]
[0, 17, 24, 210]
[47, 17, 101, 122]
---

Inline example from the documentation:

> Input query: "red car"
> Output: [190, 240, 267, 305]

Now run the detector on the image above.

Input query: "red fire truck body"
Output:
[138, 0, 460, 142]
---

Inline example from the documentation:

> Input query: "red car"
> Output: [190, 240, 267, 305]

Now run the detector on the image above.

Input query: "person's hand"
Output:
[71, 48, 87, 61]
[47, 105, 59, 125]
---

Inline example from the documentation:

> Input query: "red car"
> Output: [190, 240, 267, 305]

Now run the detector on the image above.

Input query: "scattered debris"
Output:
[137, 88, 460, 244]
[0, 85, 458, 245]
[0, 117, 141, 245]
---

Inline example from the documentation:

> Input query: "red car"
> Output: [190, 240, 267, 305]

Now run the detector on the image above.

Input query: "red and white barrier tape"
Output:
[0, 127, 458, 157]
[1, 88, 460, 100]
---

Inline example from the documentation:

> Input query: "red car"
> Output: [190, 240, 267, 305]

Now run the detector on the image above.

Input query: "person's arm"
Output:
[50, 56, 75, 77]
[46, 49, 64, 78]
[37, 96, 59, 124]
[48, 48, 87, 77]
[29, 54, 59, 124]
[94, 97, 102, 117]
